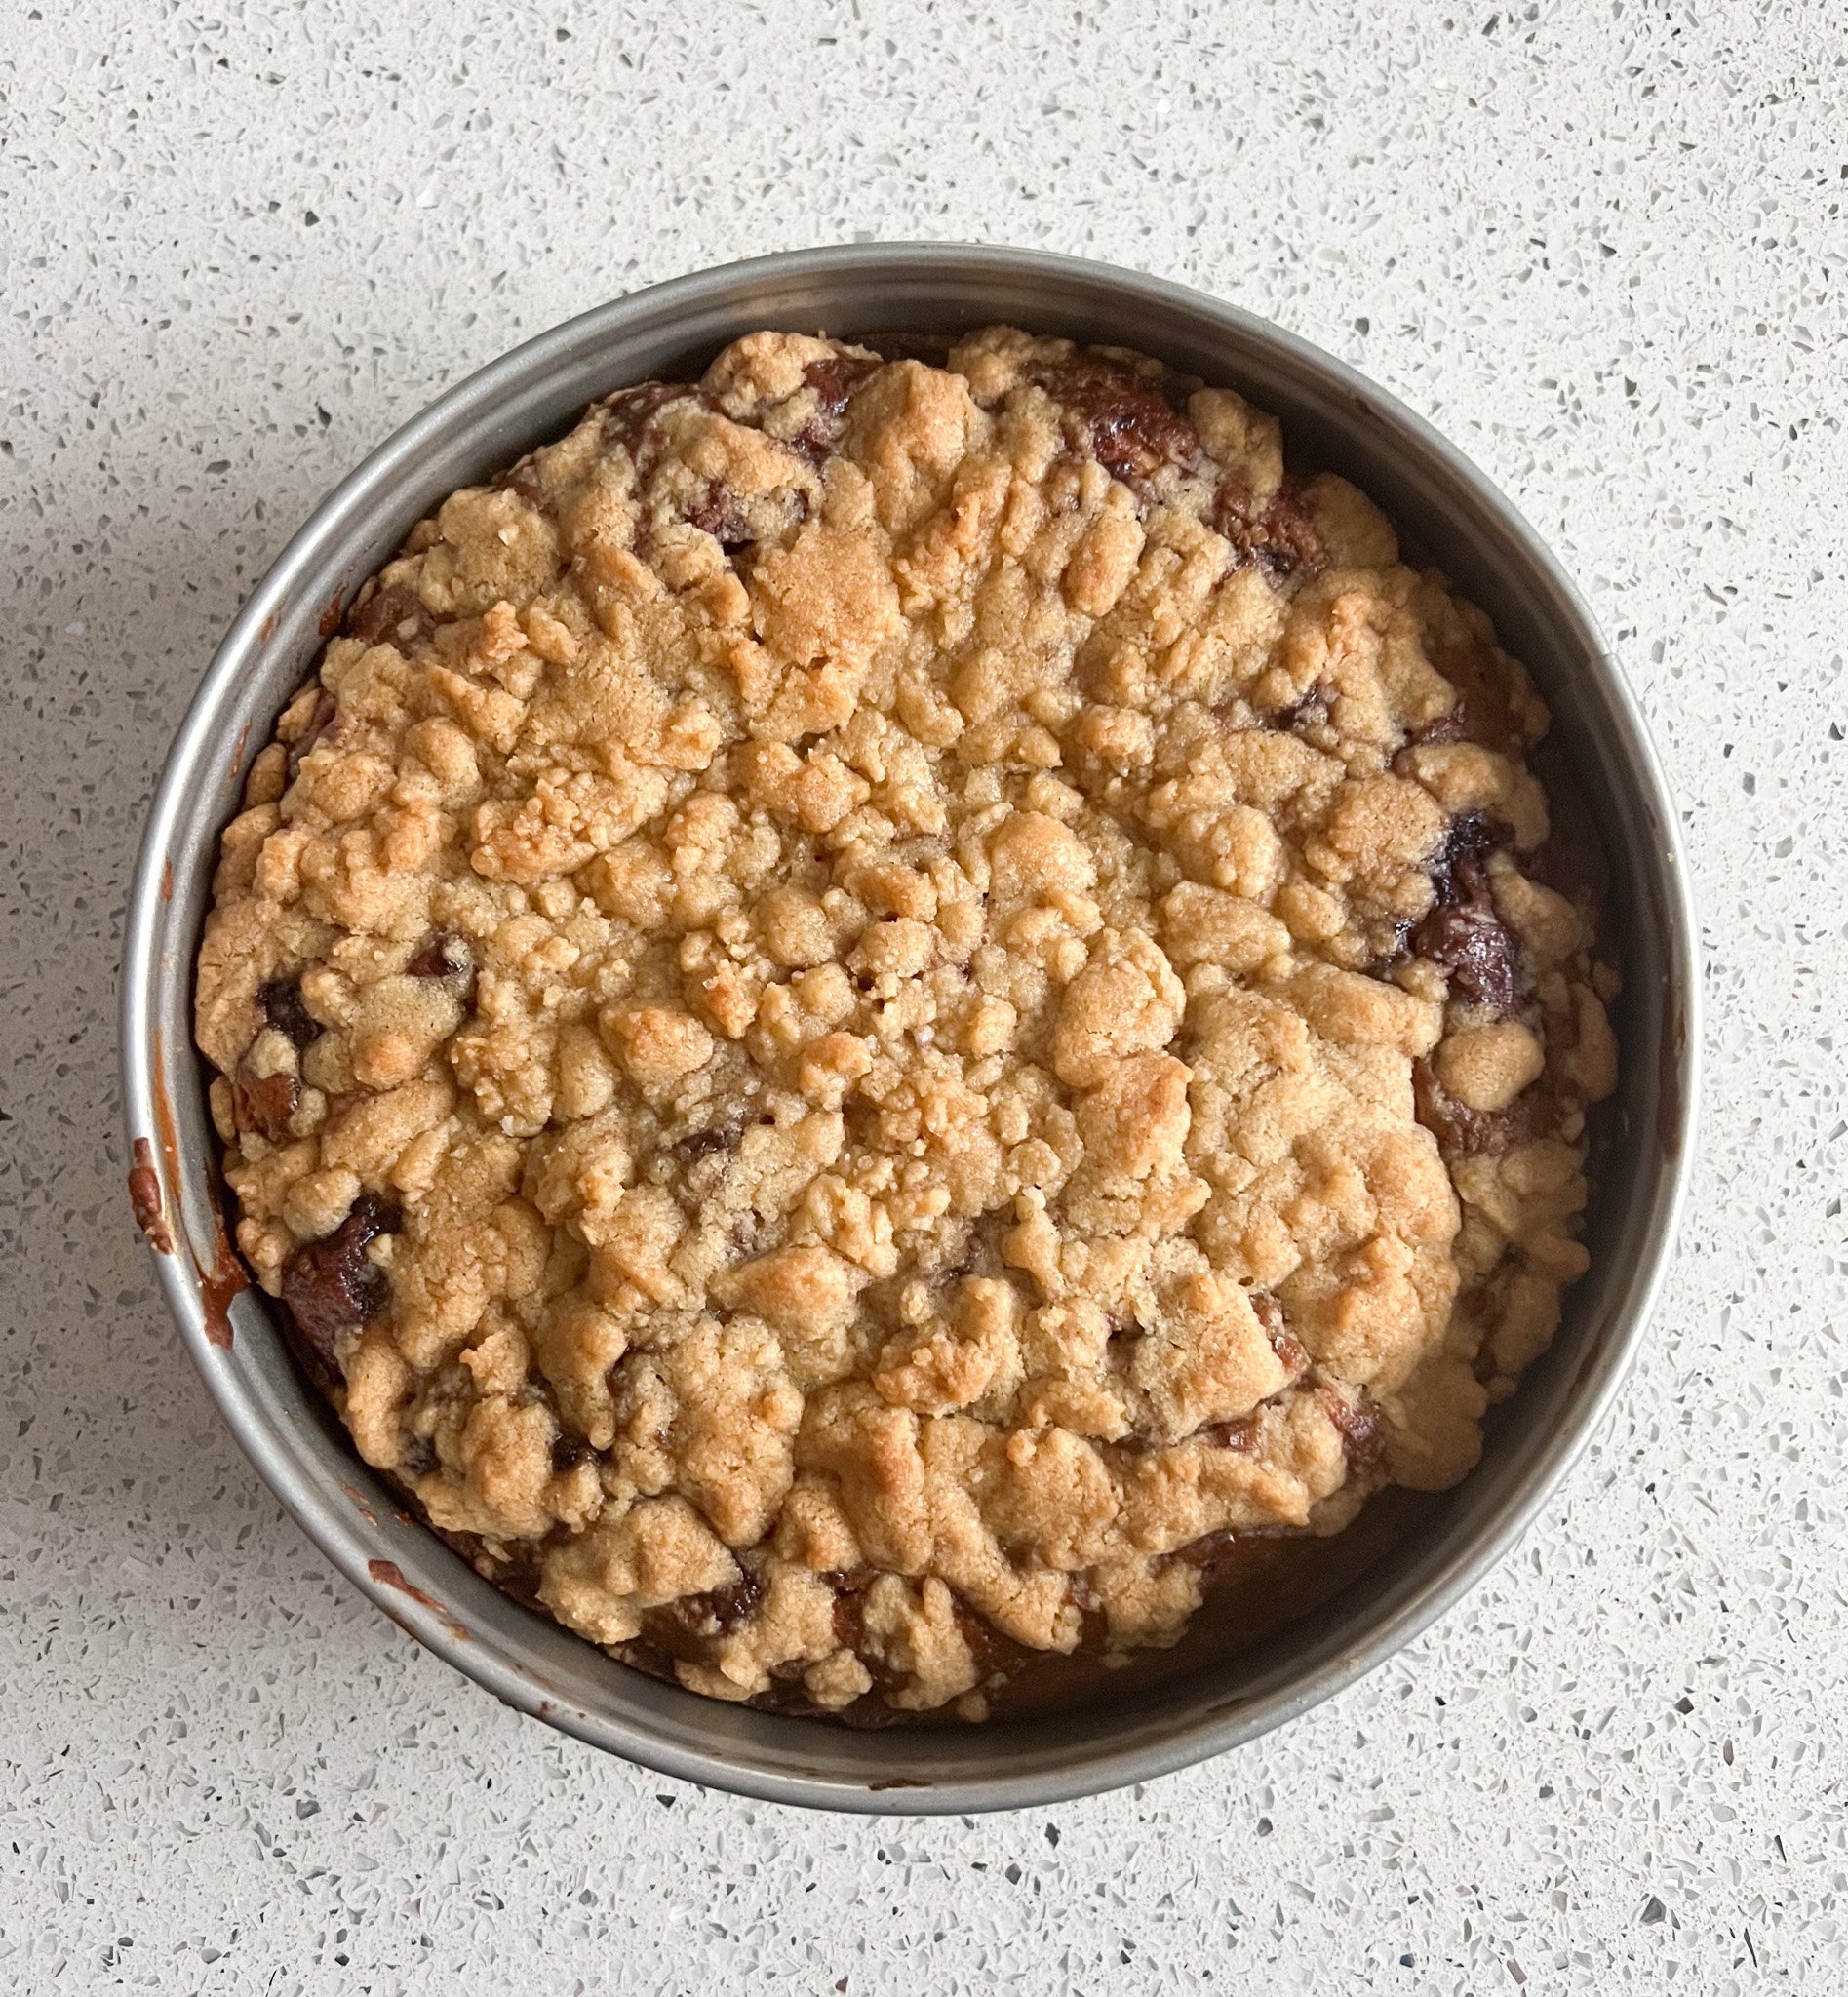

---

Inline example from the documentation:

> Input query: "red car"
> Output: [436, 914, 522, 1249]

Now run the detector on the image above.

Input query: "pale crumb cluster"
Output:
[195, 326, 1616, 1716]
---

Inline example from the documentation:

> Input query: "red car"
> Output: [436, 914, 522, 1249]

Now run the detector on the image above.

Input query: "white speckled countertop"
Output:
[4, 2, 1843, 1988]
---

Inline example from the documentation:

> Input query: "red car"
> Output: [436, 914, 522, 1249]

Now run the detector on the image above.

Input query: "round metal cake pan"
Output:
[120, 244, 1697, 1814]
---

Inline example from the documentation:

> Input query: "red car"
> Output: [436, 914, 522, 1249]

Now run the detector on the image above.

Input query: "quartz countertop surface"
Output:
[3, 2, 1842, 1988]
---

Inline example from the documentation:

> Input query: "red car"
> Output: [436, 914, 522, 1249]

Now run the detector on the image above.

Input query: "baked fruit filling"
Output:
[195, 327, 1617, 1719]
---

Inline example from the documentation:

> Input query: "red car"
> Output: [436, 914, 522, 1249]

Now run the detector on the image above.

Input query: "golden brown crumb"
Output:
[195, 326, 1615, 1715]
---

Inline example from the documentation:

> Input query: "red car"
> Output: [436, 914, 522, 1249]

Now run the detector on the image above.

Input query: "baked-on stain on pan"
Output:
[135, 1030, 246, 1347]
[128, 1137, 173, 1254]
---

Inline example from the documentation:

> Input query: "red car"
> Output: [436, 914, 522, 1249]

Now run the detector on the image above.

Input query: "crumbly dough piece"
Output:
[195, 326, 1617, 1716]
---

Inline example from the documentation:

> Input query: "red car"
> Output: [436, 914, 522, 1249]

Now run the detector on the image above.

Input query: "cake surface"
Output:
[195, 327, 1617, 1717]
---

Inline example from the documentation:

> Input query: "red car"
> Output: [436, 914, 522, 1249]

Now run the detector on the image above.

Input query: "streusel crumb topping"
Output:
[196, 327, 1617, 1718]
